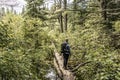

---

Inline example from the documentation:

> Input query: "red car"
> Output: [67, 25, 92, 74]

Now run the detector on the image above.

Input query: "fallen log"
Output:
[54, 49, 75, 80]
[52, 42, 91, 79]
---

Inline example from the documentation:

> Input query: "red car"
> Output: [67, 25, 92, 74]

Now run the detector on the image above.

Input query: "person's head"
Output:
[65, 39, 68, 43]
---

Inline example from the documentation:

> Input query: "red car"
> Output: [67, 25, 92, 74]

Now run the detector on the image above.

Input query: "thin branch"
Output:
[102, 8, 120, 12]
[107, 12, 120, 15]
[71, 61, 91, 72]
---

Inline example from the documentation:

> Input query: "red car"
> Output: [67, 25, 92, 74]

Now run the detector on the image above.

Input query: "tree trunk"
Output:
[101, 0, 107, 20]
[58, 0, 64, 33]
[74, 0, 77, 9]
[64, 0, 67, 31]
[54, 0, 56, 10]
[60, 14, 64, 33]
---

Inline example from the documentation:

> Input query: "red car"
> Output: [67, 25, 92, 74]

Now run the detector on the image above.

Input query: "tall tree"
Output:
[58, 0, 64, 32]
[98, 0, 120, 21]
[25, 0, 46, 20]
[63, 0, 67, 31]
[1, 7, 5, 16]
[100, 0, 107, 20]
[107, 0, 120, 21]
[73, 0, 77, 9]
[0, 0, 19, 14]
[21, 6, 25, 14]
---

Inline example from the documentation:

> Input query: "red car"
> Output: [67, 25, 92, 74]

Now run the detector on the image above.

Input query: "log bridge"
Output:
[53, 43, 91, 80]
[52, 42, 75, 80]
[54, 49, 75, 80]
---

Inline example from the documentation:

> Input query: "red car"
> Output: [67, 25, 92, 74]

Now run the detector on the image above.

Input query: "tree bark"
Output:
[60, 14, 64, 33]
[58, 0, 64, 33]
[101, 0, 107, 20]
[63, 0, 67, 32]
[74, 0, 77, 9]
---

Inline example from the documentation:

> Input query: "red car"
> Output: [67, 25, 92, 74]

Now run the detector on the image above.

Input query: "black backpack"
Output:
[61, 42, 69, 54]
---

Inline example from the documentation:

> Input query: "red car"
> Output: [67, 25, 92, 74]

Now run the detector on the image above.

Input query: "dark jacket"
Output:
[61, 42, 70, 54]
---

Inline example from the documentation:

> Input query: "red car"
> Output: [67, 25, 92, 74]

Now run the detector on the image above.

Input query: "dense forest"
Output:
[0, 0, 120, 80]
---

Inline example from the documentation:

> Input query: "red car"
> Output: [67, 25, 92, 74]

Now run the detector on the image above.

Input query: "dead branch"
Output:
[71, 61, 91, 72]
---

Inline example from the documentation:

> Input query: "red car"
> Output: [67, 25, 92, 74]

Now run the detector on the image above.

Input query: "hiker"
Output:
[61, 39, 71, 69]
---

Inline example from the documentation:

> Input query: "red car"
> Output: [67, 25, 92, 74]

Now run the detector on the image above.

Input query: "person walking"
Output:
[61, 39, 71, 69]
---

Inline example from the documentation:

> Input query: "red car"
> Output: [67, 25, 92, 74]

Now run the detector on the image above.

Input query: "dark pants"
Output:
[63, 53, 69, 69]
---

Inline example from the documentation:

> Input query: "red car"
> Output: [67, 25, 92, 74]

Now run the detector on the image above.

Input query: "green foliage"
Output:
[0, 13, 53, 80]
[0, 21, 9, 47]
[114, 21, 120, 33]
[0, 0, 120, 80]
[0, 50, 31, 80]
[25, 0, 47, 20]
[49, 9, 120, 79]
[111, 21, 120, 49]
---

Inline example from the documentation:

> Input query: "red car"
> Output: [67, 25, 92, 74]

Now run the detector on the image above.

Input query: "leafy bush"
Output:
[114, 21, 120, 33]
[49, 13, 120, 80]
[0, 13, 53, 80]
